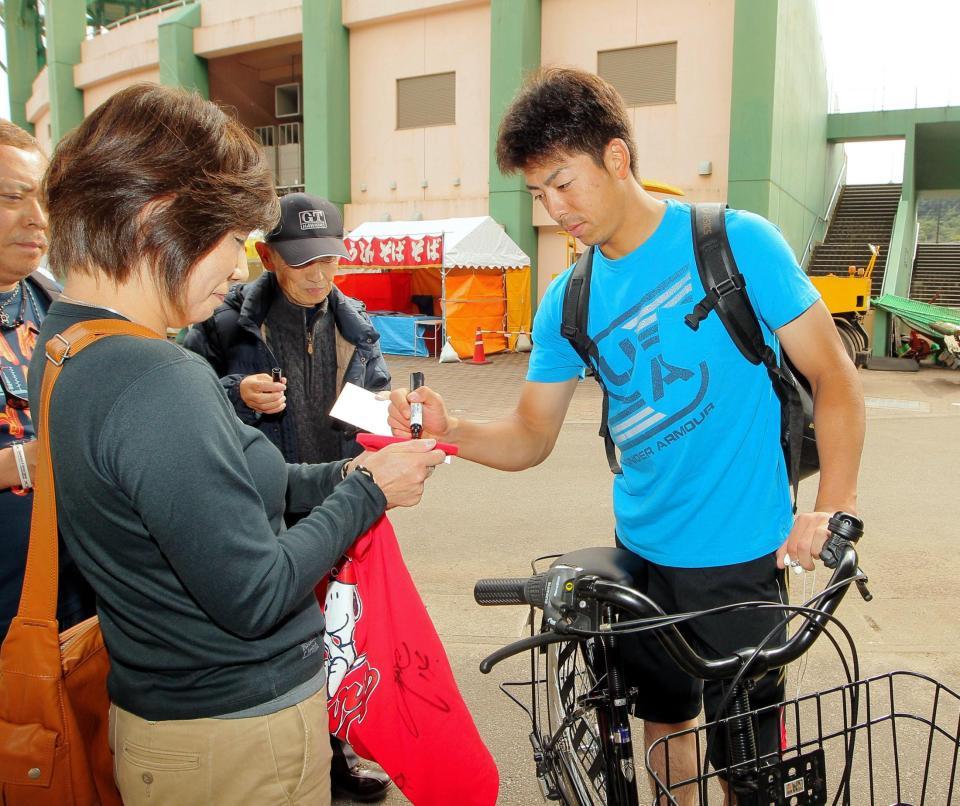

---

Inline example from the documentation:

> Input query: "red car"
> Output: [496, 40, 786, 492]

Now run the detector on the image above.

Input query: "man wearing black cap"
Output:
[185, 192, 390, 466]
[184, 193, 392, 801]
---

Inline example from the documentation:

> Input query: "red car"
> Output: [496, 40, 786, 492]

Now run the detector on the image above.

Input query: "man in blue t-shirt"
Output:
[389, 69, 864, 796]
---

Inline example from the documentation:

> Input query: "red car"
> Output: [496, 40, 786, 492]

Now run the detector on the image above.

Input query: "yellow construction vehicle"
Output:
[809, 244, 878, 363]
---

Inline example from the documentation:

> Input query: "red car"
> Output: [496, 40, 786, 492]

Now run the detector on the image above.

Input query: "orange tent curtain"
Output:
[444, 270, 507, 357]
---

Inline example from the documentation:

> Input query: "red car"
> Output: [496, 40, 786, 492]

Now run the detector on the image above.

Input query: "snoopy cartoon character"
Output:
[323, 557, 364, 697]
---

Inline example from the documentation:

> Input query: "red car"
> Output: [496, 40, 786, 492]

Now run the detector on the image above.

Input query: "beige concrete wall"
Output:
[82, 68, 161, 116]
[541, 0, 734, 200]
[75, 10, 173, 95]
[25, 67, 51, 155]
[343, 0, 484, 28]
[344, 2, 491, 229]
[208, 57, 283, 132]
[537, 225, 572, 299]
[195, 0, 302, 58]
[528, 0, 735, 292]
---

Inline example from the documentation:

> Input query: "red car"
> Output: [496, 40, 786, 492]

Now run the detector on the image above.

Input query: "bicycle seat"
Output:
[550, 547, 645, 588]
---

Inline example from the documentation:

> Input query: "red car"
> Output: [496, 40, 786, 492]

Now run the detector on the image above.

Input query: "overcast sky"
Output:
[816, 0, 959, 183]
[1, 2, 957, 182]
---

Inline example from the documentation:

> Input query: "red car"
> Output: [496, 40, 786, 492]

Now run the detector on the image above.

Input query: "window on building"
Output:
[598, 43, 677, 107]
[397, 72, 456, 130]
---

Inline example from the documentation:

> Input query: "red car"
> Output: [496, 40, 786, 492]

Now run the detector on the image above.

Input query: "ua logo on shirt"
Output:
[592, 266, 712, 459]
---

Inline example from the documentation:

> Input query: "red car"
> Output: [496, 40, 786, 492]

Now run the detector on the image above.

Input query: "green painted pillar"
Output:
[4, 0, 44, 133]
[726, 0, 779, 216]
[158, 4, 209, 97]
[872, 127, 917, 356]
[488, 0, 540, 309]
[45, 0, 86, 144]
[302, 0, 350, 207]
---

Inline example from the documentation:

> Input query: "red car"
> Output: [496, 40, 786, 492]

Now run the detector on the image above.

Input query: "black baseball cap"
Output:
[263, 193, 350, 267]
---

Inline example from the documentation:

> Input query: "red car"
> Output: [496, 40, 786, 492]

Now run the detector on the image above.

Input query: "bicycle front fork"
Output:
[597, 605, 641, 806]
[723, 683, 828, 806]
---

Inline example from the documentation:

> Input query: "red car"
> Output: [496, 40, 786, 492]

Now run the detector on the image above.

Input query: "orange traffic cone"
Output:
[470, 327, 490, 365]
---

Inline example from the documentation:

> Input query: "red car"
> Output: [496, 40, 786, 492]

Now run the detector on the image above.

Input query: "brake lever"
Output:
[479, 629, 570, 674]
[820, 537, 872, 601]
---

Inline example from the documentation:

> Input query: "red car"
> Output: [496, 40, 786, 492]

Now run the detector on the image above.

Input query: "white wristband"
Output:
[12, 442, 31, 490]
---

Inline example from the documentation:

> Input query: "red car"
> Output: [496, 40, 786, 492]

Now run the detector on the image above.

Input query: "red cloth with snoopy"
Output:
[315, 516, 499, 806]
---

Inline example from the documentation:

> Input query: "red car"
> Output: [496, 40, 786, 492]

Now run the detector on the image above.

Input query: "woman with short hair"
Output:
[29, 83, 443, 805]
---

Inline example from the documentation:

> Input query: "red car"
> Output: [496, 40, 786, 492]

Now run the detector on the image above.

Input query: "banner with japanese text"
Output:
[342, 235, 443, 269]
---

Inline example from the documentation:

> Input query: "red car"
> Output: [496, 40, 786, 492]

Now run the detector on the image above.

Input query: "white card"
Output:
[330, 382, 391, 436]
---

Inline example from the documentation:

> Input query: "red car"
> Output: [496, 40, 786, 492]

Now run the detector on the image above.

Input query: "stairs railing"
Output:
[801, 154, 847, 269]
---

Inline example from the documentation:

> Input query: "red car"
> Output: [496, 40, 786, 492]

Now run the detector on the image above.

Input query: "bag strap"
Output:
[560, 246, 594, 364]
[560, 247, 621, 474]
[685, 203, 769, 364]
[685, 203, 804, 506]
[17, 319, 162, 621]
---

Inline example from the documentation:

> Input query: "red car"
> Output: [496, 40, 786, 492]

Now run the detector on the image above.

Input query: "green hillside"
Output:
[918, 198, 960, 243]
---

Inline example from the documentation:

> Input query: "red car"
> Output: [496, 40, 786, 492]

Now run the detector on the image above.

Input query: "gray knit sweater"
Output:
[29, 303, 386, 720]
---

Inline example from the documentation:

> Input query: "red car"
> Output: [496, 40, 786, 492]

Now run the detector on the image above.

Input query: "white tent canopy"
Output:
[347, 215, 530, 269]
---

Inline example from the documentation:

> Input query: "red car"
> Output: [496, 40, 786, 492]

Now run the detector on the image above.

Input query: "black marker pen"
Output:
[271, 367, 283, 383]
[410, 372, 424, 438]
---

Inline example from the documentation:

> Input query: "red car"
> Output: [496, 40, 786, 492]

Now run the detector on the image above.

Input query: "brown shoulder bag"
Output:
[0, 319, 161, 805]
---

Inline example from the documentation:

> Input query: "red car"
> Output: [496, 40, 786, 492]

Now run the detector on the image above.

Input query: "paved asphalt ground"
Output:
[336, 352, 960, 805]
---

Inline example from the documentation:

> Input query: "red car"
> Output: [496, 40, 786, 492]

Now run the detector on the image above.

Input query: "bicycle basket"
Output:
[648, 671, 960, 805]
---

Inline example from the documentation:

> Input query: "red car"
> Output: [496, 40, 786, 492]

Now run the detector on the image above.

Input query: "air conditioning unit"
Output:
[275, 83, 301, 119]
[253, 125, 277, 179]
[277, 122, 302, 187]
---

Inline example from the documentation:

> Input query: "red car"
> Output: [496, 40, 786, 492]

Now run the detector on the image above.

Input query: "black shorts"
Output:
[614, 541, 788, 766]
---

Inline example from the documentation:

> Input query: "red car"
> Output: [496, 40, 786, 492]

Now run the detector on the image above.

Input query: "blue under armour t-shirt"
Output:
[529, 200, 820, 567]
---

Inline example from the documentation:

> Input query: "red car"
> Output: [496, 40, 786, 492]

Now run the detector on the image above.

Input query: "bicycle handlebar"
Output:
[477, 540, 867, 680]
[592, 542, 861, 680]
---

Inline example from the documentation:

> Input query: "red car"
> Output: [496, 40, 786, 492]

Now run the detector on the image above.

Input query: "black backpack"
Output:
[560, 202, 818, 504]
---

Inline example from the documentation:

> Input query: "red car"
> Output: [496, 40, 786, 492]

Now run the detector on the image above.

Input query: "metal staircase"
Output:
[910, 244, 960, 308]
[807, 183, 902, 298]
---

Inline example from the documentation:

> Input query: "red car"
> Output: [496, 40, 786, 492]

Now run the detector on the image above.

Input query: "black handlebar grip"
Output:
[474, 578, 530, 606]
[524, 574, 547, 609]
[828, 512, 864, 543]
[474, 575, 547, 607]
[821, 512, 865, 568]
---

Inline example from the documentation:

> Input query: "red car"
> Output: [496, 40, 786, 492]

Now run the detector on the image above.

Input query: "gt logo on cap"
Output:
[299, 210, 327, 230]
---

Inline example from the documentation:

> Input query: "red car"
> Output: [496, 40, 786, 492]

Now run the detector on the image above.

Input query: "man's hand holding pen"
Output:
[239, 372, 286, 414]
[387, 382, 455, 442]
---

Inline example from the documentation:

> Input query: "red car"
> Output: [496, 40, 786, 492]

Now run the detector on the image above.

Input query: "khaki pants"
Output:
[108, 689, 332, 805]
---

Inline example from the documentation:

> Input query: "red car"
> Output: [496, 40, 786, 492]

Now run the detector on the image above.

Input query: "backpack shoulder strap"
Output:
[560, 247, 595, 366]
[685, 203, 769, 366]
[685, 205, 807, 506]
[560, 248, 621, 474]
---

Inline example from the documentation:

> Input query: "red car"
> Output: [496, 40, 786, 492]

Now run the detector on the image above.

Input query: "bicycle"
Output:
[474, 515, 960, 805]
